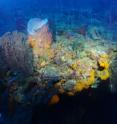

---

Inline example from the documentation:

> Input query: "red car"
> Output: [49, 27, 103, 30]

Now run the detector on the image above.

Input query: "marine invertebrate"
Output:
[48, 94, 60, 105]
[98, 53, 110, 69]
[85, 69, 95, 85]
[27, 18, 52, 49]
[0, 27, 116, 108]
[98, 69, 110, 80]
[74, 82, 88, 92]
[0, 31, 33, 74]
[27, 18, 53, 72]
[74, 69, 95, 92]
[27, 18, 48, 36]
[28, 36, 36, 48]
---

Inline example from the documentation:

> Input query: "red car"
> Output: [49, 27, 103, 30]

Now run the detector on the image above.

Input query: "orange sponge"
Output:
[48, 94, 60, 105]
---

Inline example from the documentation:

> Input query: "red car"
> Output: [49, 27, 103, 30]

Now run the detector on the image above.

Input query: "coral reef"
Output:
[0, 25, 117, 107]
[0, 7, 117, 124]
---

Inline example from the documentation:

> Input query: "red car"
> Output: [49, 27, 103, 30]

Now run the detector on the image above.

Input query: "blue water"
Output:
[0, 0, 117, 124]
[0, 0, 117, 36]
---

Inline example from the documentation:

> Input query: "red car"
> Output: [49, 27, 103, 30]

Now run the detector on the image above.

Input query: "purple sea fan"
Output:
[0, 31, 33, 74]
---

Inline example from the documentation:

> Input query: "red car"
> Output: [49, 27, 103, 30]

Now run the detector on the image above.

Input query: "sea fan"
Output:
[0, 31, 33, 74]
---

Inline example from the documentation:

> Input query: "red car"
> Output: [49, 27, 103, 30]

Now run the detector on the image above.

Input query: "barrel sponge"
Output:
[27, 18, 48, 35]
[27, 17, 52, 51]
